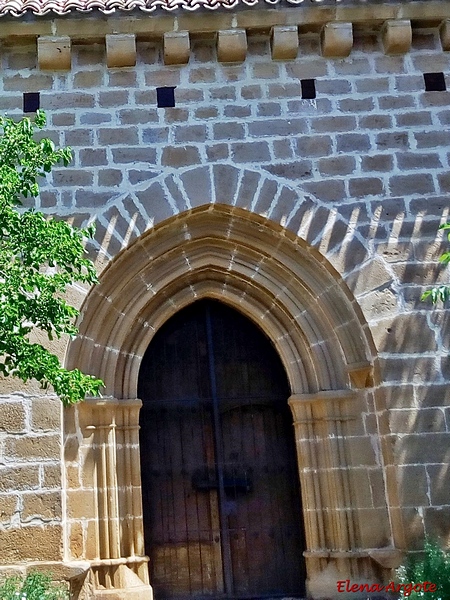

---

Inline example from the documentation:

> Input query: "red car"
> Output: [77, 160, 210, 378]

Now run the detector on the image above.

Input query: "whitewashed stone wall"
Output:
[1, 21, 450, 568]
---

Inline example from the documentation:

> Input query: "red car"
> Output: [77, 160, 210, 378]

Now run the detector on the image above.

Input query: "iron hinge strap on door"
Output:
[205, 304, 234, 596]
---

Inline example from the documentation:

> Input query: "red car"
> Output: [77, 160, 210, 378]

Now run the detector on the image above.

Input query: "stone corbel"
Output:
[440, 20, 450, 51]
[382, 20, 412, 55]
[320, 22, 353, 58]
[217, 29, 247, 63]
[163, 31, 190, 65]
[38, 36, 71, 71]
[106, 34, 136, 68]
[347, 362, 374, 389]
[271, 26, 299, 60]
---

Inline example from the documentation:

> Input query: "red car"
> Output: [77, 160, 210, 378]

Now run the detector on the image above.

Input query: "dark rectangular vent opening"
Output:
[424, 72, 446, 92]
[301, 79, 316, 100]
[23, 92, 40, 113]
[157, 87, 176, 108]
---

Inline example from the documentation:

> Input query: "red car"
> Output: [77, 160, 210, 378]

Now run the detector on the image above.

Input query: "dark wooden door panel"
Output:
[138, 300, 306, 600]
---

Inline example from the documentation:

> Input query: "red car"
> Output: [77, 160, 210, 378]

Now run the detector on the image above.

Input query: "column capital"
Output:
[83, 397, 143, 408]
[288, 390, 359, 425]
[289, 389, 357, 405]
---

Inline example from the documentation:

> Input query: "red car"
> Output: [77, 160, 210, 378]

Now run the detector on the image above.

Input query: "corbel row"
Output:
[37, 19, 450, 70]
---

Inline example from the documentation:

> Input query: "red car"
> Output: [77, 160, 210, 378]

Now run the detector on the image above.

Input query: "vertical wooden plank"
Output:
[139, 299, 306, 600]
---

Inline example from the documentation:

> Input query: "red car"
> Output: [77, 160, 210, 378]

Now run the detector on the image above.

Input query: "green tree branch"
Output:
[0, 110, 103, 405]
[421, 223, 450, 304]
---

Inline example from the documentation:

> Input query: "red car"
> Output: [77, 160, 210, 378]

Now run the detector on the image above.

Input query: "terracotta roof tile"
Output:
[0, 0, 308, 16]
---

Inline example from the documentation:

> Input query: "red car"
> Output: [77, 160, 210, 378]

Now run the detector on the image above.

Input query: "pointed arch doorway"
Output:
[138, 299, 306, 600]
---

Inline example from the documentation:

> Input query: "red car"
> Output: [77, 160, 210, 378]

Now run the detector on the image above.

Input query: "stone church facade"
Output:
[1, 0, 450, 598]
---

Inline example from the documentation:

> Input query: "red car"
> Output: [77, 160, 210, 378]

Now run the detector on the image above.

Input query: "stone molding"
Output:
[0, 0, 411, 18]
[440, 19, 450, 51]
[288, 391, 402, 595]
[69, 398, 152, 599]
[66, 204, 374, 398]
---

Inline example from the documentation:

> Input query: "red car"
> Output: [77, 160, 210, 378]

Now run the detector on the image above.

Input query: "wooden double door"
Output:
[138, 300, 306, 600]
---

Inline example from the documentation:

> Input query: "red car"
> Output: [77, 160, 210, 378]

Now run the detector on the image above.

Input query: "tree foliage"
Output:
[0, 571, 68, 600]
[421, 222, 450, 305]
[0, 110, 103, 405]
[396, 538, 450, 600]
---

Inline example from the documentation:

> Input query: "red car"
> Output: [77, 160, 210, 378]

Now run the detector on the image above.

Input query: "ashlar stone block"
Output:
[22, 491, 62, 521]
[0, 526, 63, 562]
[271, 26, 299, 60]
[38, 36, 71, 71]
[217, 30, 247, 64]
[0, 495, 18, 524]
[440, 20, 450, 51]
[382, 20, 412, 55]
[106, 34, 136, 68]
[163, 31, 190, 66]
[320, 22, 353, 58]
[0, 402, 26, 433]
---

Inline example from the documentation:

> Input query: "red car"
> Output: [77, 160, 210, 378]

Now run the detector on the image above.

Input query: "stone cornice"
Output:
[1, 3, 449, 67]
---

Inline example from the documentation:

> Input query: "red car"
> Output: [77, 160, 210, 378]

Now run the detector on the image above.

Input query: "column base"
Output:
[80, 558, 153, 600]
[305, 550, 400, 600]
[94, 586, 153, 600]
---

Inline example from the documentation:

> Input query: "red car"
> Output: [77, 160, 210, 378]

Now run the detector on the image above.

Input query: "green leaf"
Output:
[0, 110, 104, 404]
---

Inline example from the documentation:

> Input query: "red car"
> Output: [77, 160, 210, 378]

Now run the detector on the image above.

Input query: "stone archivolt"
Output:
[68, 204, 371, 397]
[65, 205, 404, 599]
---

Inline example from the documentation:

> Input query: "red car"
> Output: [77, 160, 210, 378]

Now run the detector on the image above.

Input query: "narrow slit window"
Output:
[23, 92, 40, 112]
[301, 79, 316, 100]
[157, 87, 176, 108]
[424, 72, 446, 92]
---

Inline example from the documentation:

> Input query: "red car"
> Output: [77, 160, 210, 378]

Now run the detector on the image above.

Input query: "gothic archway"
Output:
[65, 205, 404, 599]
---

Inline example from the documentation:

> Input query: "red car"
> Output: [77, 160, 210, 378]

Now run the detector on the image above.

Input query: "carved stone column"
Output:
[77, 398, 152, 600]
[289, 391, 397, 598]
